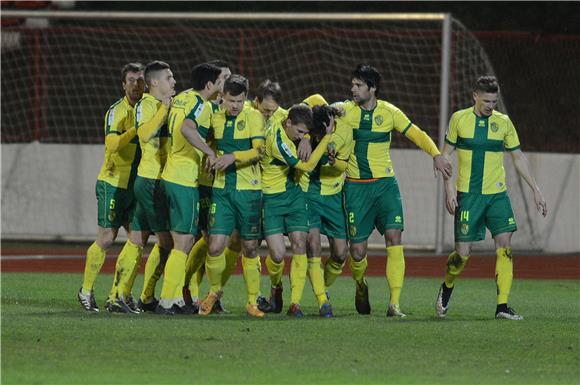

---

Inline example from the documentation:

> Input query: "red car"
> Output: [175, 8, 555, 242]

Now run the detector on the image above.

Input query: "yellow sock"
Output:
[265, 255, 285, 287]
[308, 257, 328, 307]
[140, 244, 168, 302]
[108, 240, 131, 300]
[205, 250, 226, 293]
[349, 255, 368, 284]
[221, 247, 239, 286]
[111, 240, 142, 300]
[495, 247, 513, 304]
[82, 242, 106, 293]
[386, 245, 405, 305]
[191, 267, 204, 299]
[242, 256, 261, 305]
[122, 245, 143, 298]
[185, 238, 207, 292]
[324, 258, 344, 288]
[160, 249, 187, 301]
[444, 251, 470, 288]
[290, 253, 308, 305]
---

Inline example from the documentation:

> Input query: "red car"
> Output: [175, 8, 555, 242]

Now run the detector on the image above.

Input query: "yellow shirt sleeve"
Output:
[504, 116, 521, 151]
[137, 101, 168, 143]
[392, 106, 412, 133]
[404, 125, 441, 157]
[445, 112, 458, 145]
[105, 128, 136, 153]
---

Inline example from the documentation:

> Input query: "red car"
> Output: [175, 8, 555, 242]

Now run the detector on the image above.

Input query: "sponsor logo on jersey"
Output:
[394, 215, 402, 223]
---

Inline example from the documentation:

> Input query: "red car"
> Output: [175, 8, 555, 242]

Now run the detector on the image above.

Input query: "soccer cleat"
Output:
[125, 294, 140, 313]
[246, 304, 265, 318]
[199, 292, 220, 316]
[191, 299, 201, 314]
[495, 305, 524, 321]
[355, 279, 371, 314]
[137, 297, 159, 313]
[155, 304, 177, 315]
[319, 302, 333, 318]
[77, 288, 99, 312]
[268, 284, 283, 314]
[386, 304, 407, 318]
[436, 283, 454, 318]
[287, 303, 304, 318]
[256, 295, 271, 312]
[107, 297, 140, 314]
[212, 298, 230, 314]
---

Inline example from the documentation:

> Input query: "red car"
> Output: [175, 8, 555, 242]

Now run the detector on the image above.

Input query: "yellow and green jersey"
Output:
[211, 104, 265, 190]
[445, 107, 520, 194]
[161, 89, 212, 187]
[197, 101, 221, 187]
[341, 100, 412, 179]
[97, 97, 140, 189]
[262, 121, 304, 195]
[135, 93, 170, 180]
[299, 123, 352, 195]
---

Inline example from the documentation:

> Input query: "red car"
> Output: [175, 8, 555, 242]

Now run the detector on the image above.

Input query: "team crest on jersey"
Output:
[461, 224, 469, 235]
[374, 115, 384, 125]
[349, 225, 357, 237]
[237, 120, 246, 131]
[490, 122, 499, 132]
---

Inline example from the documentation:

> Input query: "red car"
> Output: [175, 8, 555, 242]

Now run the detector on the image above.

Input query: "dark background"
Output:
[2, 1, 579, 152]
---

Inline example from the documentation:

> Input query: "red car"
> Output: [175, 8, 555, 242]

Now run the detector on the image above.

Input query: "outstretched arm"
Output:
[510, 149, 547, 217]
[404, 125, 452, 178]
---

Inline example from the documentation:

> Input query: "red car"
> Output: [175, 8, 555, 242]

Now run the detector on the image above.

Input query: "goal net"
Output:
[0, 12, 541, 251]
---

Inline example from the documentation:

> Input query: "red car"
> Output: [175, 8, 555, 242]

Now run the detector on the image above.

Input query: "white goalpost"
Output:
[0, 10, 541, 252]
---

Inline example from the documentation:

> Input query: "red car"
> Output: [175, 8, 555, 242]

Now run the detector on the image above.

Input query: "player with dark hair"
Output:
[154, 62, 222, 314]
[435, 75, 547, 320]
[77, 62, 145, 312]
[343, 64, 451, 317]
[261, 104, 333, 317]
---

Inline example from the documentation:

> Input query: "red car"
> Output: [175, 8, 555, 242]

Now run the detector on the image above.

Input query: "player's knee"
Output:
[384, 230, 402, 246]
[97, 228, 116, 250]
[291, 239, 307, 255]
[350, 243, 367, 261]
[208, 241, 226, 257]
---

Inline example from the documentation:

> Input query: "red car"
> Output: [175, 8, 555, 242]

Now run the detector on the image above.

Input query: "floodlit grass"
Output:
[1, 273, 579, 384]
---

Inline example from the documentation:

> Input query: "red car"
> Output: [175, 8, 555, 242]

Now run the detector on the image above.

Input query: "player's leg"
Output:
[222, 229, 242, 287]
[183, 233, 207, 308]
[287, 230, 308, 317]
[488, 192, 521, 320]
[325, 236, 348, 288]
[264, 233, 286, 313]
[345, 179, 376, 315]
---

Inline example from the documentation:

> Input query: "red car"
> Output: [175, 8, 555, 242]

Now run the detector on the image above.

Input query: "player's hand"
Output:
[534, 189, 547, 217]
[205, 153, 217, 172]
[433, 154, 452, 179]
[327, 142, 337, 165]
[445, 191, 457, 215]
[297, 137, 312, 161]
[213, 154, 236, 171]
[324, 116, 335, 135]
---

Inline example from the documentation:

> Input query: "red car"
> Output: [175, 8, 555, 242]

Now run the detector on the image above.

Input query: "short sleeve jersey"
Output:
[341, 100, 412, 179]
[97, 96, 140, 189]
[445, 107, 520, 194]
[135, 93, 170, 180]
[299, 122, 353, 195]
[211, 104, 265, 190]
[161, 89, 211, 187]
[261, 121, 302, 195]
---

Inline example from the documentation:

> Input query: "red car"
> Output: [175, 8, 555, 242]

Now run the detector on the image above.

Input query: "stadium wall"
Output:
[1, 143, 578, 253]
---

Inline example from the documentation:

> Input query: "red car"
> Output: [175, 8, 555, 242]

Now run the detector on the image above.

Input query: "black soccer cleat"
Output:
[355, 278, 371, 315]
[435, 282, 454, 318]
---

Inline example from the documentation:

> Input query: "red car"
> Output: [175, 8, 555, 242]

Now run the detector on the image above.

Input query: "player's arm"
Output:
[294, 135, 331, 172]
[104, 107, 136, 153]
[138, 100, 170, 143]
[181, 118, 215, 157]
[214, 138, 265, 171]
[440, 143, 457, 215]
[510, 149, 547, 217]
[403, 124, 451, 178]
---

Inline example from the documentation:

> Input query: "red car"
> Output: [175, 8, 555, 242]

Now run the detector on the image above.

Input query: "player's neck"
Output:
[150, 88, 164, 102]
[359, 97, 377, 111]
[473, 106, 492, 118]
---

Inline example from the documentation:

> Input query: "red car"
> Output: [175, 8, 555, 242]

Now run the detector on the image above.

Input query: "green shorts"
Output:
[131, 176, 170, 233]
[96, 180, 134, 229]
[344, 177, 404, 244]
[263, 186, 308, 237]
[306, 191, 347, 239]
[208, 188, 262, 240]
[455, 191, 517, 242]
[162, 179, 199, 235]
[198, 184, 213, 234]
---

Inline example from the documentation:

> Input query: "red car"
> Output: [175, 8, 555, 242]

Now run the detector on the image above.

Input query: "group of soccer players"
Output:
[78, 59, 547, 320]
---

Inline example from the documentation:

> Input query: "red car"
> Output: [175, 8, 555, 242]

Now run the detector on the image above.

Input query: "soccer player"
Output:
[342, 64, 451, 317]
[110, 60, 176, 313]
[300, 104, 352, 317]
[198, 74, 266, 317]
[155, 62, 222, 314]
[77, 62, 145, 312]
[253, 79, 287, 135]
[435, 75, 547, 320]
[261, 104, 334, 317]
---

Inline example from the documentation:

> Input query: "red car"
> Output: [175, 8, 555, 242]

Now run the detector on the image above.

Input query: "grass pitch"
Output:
[1, 272, 578, 385]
